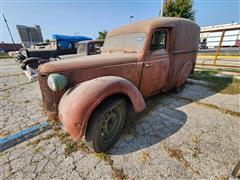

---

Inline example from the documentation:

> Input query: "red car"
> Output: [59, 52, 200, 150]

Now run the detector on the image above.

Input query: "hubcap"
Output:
[100, 106, 122, 143]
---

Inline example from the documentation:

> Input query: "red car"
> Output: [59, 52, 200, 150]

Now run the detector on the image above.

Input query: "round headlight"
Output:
[47, 73, 68, 92]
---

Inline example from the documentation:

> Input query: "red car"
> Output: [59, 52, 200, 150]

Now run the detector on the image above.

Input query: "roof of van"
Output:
[108, 17, 198, 37]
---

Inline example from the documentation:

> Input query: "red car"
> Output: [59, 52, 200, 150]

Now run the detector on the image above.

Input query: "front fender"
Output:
[58, 76, 145, 140]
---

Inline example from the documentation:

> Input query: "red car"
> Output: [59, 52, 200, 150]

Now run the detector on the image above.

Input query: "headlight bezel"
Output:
[47, 73, 68, 92]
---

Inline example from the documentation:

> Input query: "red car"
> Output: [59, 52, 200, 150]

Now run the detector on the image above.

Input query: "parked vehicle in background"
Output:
[21, 39, 104, 82]
[199, 39, 208, 49]
[38, 17, 200, 152]
[15, 35, 92, 70]
[0, 48, 5, 53]
[59, 39, 104, 60]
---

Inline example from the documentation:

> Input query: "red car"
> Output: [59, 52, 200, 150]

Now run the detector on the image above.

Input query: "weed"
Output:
[0, 130, 11, 137]
[48, 119, 61, 132]
[164, 146, 200, 175]
[58, 132, 70, 143]
[95, 152, 113, 165]
[188, 135, 202, 158]
[28, 139, 41, 146]
[33, 145, 44, 154]
[189, 146, 202, 159]
[95, 152, 128, 180]
[171, 95, 240, 118]
[214, 175, 228, 180]
[0, 91, 11, 100]
[0, 53, 11, 59]
[0, 152, 6, 157]
[139, 151, 151, 164]
[191, 135, 201, 144]
[27, 132, 55, 146]
[64, 141, 78, 156]
[112, 167, 128, 180]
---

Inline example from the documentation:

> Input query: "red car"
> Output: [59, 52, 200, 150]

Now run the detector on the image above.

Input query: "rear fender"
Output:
[58, 76, 145, 140]
[176, 61, 193, 88]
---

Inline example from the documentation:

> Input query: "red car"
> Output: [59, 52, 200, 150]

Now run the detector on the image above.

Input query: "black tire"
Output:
[20, 63, 27, 70]
[85, 98, 126, 153]
[23, 57, 49, 69]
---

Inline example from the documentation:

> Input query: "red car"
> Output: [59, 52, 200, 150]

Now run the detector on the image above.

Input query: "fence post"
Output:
[213, 30, 225, 65]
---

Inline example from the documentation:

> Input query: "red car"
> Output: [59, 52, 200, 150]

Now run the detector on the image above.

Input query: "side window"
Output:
[150, 30, 167, 51]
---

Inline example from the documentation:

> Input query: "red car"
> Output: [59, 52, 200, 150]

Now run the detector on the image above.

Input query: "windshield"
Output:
[78, 43, 88, 55]
[103, 32, 145, 53]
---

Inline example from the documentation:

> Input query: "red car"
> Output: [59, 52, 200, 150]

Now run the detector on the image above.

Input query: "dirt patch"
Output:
[164, 146, 200, 175]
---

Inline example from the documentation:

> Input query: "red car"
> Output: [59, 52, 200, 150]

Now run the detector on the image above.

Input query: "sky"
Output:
[1, 0, 239, 43]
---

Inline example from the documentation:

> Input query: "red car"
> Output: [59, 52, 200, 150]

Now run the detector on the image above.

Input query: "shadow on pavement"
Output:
[109, 75, 232, 155]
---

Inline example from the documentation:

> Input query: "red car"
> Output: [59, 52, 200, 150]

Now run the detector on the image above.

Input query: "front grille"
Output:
[39, 75, 56, 112]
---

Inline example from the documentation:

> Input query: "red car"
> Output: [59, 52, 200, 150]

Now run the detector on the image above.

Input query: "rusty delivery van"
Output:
[38, 17, 200, 152]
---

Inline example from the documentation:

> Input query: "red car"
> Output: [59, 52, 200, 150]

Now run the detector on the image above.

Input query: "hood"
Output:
[38, 52, 138, 74]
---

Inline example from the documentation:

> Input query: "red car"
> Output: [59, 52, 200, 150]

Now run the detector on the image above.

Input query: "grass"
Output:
[171, 94, 240, 118]
[95, 152, 113, 164]
[190, 69, 240, 94]
[196, 67, 240, 73]
[198, 52, 240, 56]
[64, 141, 79, 156]
[47, 119, 91, 156]
[189, 135, 202, 159]
[0, 53, 11, 59]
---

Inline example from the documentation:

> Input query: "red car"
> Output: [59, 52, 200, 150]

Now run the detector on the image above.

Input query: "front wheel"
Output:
[85, 98, 126, 152]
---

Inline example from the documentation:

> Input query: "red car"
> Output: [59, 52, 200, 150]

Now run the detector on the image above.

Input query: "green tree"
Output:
[162, 0, 195, 21]
[44, 39, 50, 43]
[97, 30, 108, 40]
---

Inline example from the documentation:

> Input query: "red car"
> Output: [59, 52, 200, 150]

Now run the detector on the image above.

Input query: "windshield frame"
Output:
[102, 32, 147, 53]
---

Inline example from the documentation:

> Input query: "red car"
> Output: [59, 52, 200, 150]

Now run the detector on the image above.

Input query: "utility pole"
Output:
[160, 0, 165, 17]
[2, 13, 17, 50]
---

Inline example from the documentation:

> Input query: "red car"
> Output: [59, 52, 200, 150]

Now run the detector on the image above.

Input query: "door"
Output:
[140, 29, 170, 97]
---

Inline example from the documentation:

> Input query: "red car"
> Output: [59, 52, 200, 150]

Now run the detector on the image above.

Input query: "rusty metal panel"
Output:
[140, 53, 169, 96]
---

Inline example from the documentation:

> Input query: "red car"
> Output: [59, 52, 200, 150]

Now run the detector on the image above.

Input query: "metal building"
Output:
[200, 23, 240, 48]
[16, 25, 44, 48]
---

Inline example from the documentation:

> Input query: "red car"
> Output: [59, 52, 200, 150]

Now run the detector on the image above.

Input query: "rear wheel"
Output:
[174, 82, 186, 93]
[85, 98, 126, 152]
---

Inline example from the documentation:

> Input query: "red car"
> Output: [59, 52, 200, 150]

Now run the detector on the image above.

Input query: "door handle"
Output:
[145, 64, 151, 67]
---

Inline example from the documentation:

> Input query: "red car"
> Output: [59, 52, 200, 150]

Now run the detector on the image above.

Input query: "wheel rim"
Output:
[99, 106, 122, 143]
